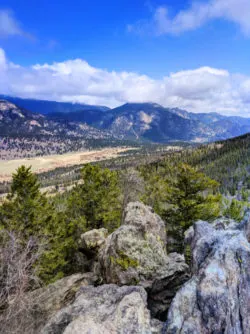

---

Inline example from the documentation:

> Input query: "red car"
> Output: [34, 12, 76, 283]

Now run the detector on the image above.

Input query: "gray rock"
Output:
[147, 253, 190, 320]
[184, 226, 194, 245]
[79, 228, 108, 253]
[239, 209, 250, 242]
[123, 202, 166, 244]
[41, 284, 152, 334]
[165, 219, 250, 333]
[150, 318, 164, 334]
[212, 216, 239, 230]
[31, 273, 97, 317]
[99, 202, 168, 285]
[99, 202, 189, 319]
[78, 228, 108, 273]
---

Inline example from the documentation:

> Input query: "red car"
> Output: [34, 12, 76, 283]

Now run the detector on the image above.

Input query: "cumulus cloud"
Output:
[129, 0, 250, 36]
[0, 9, 24, 37]
[0, 48, 250, 116]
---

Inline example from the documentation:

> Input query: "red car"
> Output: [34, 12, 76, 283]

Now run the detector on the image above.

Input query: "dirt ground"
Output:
[0, 147, 134, 182]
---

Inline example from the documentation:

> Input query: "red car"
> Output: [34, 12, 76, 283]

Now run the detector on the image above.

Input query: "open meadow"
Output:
[0, 147, 133, 182]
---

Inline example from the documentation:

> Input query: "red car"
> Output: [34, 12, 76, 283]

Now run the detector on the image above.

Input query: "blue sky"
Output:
[1, 0, 250, 116]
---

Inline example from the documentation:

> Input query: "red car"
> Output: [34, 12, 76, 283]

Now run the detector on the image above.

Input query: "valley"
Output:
[0, 146, 134, 182]
[0, 97, 249, 333]
[2, 4, 250, 333]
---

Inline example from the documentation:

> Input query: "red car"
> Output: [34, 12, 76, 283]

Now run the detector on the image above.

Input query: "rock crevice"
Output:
[165, 218, 250, 333]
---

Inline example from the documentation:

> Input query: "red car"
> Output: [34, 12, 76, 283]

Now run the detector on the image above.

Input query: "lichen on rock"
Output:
[99, 202, 189, 319]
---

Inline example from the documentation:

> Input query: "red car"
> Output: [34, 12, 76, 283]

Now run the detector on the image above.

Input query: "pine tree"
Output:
[163, 164, 221, 252]
[0, 166, 51, 237]
[0, 166, 83, 283]
[67, 164, 122, 232]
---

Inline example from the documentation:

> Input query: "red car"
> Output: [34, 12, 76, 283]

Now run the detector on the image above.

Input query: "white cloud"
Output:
[0, 48, 250, 117]
[0, 9, 24, 37]
[129, 0, 250, 36]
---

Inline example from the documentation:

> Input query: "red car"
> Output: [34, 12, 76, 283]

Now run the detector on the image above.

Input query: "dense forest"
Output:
[40, 132, 250, 199]
[153, 133, 250, 196]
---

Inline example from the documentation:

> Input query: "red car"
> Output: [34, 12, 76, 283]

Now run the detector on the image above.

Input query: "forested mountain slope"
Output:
[148, 133, 250, 195]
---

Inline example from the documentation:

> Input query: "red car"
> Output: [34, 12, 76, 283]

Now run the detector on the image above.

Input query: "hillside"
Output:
[93, 103, 208, 142]
[0, 95, 109, 114]
[0, 100, 112, 138]
[170, 108, 250, 139]
[0, 97, 250, 147]
[0, 100, 119, 159]
[146, 132, 250, 195]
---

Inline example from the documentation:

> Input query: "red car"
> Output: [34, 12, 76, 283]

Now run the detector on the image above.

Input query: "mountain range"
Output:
[1, 95, 250, 144]
[0, 99, 112, 139]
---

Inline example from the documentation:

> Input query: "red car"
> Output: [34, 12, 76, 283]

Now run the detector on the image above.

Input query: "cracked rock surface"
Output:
[165, 219, 250, 334]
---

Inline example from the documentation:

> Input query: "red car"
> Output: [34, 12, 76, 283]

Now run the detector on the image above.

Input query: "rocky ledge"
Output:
[6, 204, 250, 334]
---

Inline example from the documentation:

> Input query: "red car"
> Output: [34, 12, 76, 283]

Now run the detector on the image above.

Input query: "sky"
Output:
[1, 0, 250, 116]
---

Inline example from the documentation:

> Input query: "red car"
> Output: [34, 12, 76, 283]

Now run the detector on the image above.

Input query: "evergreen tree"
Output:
[163, 164, 221, 252]
[142, 163, 221, 252]
[67, 164, 122, 232]
[0, 166, 51, 237]
[0, 166, 83, 283]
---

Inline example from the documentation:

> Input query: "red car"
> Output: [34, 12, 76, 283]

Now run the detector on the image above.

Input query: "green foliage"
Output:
[0, 133, 248, 283]
[0, 166, 51, 238]
[142, 163, 221, 252]
[141, 172, 170, 215]
[165, 164, 221, 226]
[158, 133, 250, 196]
[224, 199, 245, 222]
[241, 189, 249, 202]
[67, 164, 122, 232]
[0, 166, 84, 283]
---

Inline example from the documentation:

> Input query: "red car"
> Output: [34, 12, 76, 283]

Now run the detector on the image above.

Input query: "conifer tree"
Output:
[163, 164, 221, 252]
[67, 164, 122, 232]
[0, 166, 83, 283]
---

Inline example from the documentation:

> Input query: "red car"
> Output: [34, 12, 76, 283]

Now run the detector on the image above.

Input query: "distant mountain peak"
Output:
[1, 95, 250, 144]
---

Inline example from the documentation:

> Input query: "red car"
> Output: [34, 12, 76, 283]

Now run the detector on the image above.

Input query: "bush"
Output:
[0, 230, 41, 334]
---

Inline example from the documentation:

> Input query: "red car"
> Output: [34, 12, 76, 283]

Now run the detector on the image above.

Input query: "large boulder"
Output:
[79, 228, 108, 254]
[99, 202, 167, 285]
[77, 228, 108, 272]
[31, 273, 97, 319]
[165, 219, 250, 333]
[99, 202, 189, 319]
[41, 284, 161, 334]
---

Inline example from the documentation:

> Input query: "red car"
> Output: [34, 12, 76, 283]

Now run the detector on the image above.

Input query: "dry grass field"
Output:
[0, 147, 134, 182]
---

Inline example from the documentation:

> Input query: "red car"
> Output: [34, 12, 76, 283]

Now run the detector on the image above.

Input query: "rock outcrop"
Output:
[79, 228, 108, 254]
[41, 284, 159, 334]
[165, 219, 250, 333]
[6, 202, 250, 333]
[99, 202, 189, 319]
[31, 273, 97, 320]
[78, 228, 108, 272]
[99, 202, 168, 285]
